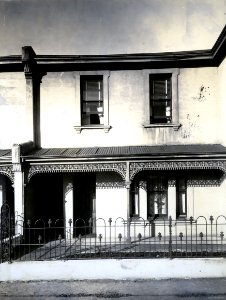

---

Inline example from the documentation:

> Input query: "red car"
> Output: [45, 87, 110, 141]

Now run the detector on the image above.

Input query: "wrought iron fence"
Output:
[1, 209, 226, 263]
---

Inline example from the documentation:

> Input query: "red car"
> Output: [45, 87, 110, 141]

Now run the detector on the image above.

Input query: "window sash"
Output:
[150, 75, 172, 124]
[81, 76, 104, 125]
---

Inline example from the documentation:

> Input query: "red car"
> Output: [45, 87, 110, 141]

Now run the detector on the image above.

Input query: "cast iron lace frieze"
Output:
[0, 165, 14, 183]
[27, 162, 127, 182]
[129, 160, 226, 180]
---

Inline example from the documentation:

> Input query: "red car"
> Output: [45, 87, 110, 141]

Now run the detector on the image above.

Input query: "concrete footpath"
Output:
[0, 278, 226, 299]
[1, 258, 226, 281]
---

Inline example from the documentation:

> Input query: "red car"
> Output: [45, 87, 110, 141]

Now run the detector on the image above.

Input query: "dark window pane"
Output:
[83, 102, 99, 114]
[152, 79, 171, 98]
[83, 81, 103, 101]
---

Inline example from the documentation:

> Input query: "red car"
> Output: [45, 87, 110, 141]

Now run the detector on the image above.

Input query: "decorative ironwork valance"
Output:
[129, 160, 226, 180]
[0, 165, 14, 183]
[27, 162, 127, 182]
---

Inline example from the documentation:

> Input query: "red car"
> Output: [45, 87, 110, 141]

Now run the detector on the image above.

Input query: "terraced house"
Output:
[0, 0, 226, 260]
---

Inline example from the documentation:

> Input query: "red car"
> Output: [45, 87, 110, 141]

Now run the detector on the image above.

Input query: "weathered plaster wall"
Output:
[0, 66, 222, 148]
[218, 56, 226, 146]
[192, 180, 226, 218]
[40, 72, 76, 147]
[0, 72, 27, 148]
[0, 0, 225, 56]
[39, 67, 220, 148]
[178, 67, 219, 144]
[96, 172, 127, 221]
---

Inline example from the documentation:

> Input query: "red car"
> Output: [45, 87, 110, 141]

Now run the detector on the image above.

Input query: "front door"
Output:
[74, 173, 96, 235]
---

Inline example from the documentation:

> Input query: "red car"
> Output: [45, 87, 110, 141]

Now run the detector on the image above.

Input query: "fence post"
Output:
[0, 203, 12, 263]
[169, 216, 172, 259]
[125, 180, 131, 243]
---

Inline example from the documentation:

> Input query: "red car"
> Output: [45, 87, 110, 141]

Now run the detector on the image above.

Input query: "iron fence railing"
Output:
[1, 212, 226, 263]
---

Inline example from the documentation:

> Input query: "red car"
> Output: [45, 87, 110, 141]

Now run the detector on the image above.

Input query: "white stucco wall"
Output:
[218, 56, 226, 146]
[192, 180, 226, 219]
[0, 66, 221, 148]
[96, 172, 127, 221]
[178, 67, 220, 144]
[40, 72, 76, 147]
[0, 72, 27, 148]
[37, 67, 221, 148]
[96, 188, 127, 221]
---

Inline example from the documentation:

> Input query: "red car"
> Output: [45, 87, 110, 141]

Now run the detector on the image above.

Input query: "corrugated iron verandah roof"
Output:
[0, 149, 11, 159]
[23, 144, 226, 161]
[21, 144, 226, 182]
[2, 144, 226, 161]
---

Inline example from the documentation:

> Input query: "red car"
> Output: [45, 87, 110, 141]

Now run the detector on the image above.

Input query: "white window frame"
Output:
[143, 68, 181, 131]
[74, 71, 111, 133]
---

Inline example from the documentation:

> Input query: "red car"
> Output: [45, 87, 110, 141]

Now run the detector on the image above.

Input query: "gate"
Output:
[0, 203, 13, 263]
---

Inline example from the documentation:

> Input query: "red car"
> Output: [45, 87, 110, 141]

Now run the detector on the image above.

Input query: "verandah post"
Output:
[125, 161, 131, 243]
[169, 215, 173, 259]
[12, 144, 24, 237]
[126, 181, 131, 243]
[63, 174, 74, 239]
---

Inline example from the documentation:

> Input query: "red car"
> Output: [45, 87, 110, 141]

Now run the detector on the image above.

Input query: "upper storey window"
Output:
[81, 76, 104, 125]
[74, 71, 111, 133]
[143, 69, 180, 130]
[150, 74, 172, 124]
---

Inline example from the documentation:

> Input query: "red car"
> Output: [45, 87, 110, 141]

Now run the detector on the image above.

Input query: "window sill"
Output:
[74, 125, 111, 133]
[143, 123, 181, 131]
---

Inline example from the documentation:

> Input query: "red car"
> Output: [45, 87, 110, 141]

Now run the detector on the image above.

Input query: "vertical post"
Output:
[92, 186, 96, 236]
[12, 144, 24, 236]
[0, 203, 12, 263]
[22, 46, 46, 148]
[8, 203, 12, 263]
[63, 174, 74, 239]
[125, 162, 131, 242]
[168, 186, 176, 220]
[169, 215, 173, 259]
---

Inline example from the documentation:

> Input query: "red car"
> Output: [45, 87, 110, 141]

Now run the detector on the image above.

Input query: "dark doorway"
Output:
[73, 173, 96, 235]
[0, 175, 14, 212]
[25, 173, 63, 222]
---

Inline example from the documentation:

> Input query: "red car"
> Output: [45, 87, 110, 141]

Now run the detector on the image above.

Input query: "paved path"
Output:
[0, 278, 226, 299]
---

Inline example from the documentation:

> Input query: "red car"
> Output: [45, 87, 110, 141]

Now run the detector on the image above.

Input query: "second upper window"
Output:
[80, 75, 104, 125]
[149, 74, 172, 124]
